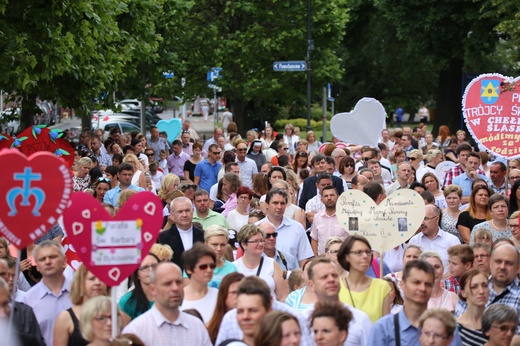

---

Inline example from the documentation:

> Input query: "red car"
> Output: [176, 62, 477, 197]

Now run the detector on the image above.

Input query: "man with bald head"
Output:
[259, 222, 299, 273]
[408, 205, 461, 271]
[123, 262, 211, 344]
[385, 161, 412, 195]
[351, 174, 369, 190]
[455, 243, 520, 333]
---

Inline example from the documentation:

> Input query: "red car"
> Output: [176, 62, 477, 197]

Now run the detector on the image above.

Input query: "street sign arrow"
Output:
[273, 61, 307, 72]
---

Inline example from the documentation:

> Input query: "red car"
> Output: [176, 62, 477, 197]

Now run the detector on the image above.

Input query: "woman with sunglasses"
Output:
[181, 243, 219, 323]
[339, 156, 356, 190]
[271, 142, 289, 166]
[92, 178, 111, 203]
[234, 224, 289, 301]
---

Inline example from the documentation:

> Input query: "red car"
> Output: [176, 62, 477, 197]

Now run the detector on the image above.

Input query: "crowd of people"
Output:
[2, 120, 520, 346]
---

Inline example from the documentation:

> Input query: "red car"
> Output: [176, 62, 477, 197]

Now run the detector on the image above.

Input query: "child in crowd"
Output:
[442, 244, 474, 294]
[158, 149, 169, 174]
[473, 228, 493, 248]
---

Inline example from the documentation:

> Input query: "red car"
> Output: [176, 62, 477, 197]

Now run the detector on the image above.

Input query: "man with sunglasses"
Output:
[259, 222, 299, 274]
[194, 144, 222, 193]
[235, 140, 258, 189]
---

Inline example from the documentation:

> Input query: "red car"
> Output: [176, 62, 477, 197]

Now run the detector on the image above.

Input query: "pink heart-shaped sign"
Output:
[330, 98, 386, 146]
[463, 73, 520, 159]
[0, 149, 72, 249]
[62, 192, 162, 286]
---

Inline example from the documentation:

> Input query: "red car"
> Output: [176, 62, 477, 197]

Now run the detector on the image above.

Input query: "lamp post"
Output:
[306, 0, 313, 132]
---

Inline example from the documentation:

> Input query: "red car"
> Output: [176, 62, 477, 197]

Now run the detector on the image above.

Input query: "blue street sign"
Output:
[273, 61, 307, 72]
[163, 71, 174, 79]
[208, 68, 222, 82]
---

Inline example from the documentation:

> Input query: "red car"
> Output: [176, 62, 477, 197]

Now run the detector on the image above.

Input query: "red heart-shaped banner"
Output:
[0, 149, 72, 249]
[463, 73, 520, 159]
[62, 192, 162, 287]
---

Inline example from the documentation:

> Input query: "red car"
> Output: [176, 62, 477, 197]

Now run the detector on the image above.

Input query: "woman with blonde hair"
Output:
[419, 309, 457, 346]
[157, 174, 180, 204]
[283, 123, 300, 156]
[117, 189, 137, 209]
[203, 225, 237, 288]
[418, 251, 458, 311]
[470, 194, 512, 244]
[234, 224, 289, 301]
[80, 296, 121, 345]
[150, 243, 174, 262]
[122, 153, 146, 188]
[306, 130, 322, 154]
[73, 157, 93, 192]
[54, 265, 110, 346]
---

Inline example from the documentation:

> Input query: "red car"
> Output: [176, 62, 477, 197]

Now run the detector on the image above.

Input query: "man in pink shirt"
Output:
[310, 186, 349, 256]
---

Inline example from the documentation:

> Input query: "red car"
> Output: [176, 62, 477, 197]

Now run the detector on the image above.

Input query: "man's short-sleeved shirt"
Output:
[194, 159, 222, 192]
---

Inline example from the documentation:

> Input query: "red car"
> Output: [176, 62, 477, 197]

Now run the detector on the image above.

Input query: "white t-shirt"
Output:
[227, 209, 249, 232]
[180, 287, 219, 323]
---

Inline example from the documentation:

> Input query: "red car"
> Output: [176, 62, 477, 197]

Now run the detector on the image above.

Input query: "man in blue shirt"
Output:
[194, 144, 222, 192]
[368, 260, 462, 346]
[103, 163, 144, 207]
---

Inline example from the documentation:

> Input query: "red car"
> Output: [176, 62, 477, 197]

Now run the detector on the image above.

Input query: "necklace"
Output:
[491, 219, 508, 231]
[344, 277, 356, 308]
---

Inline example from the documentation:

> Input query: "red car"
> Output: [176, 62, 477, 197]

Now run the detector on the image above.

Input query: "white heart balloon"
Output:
[336, 189, 425, 252]
[330, 97, 386, 146]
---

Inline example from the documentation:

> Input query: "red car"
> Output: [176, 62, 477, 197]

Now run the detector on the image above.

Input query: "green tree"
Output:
[169, 0, 350, 131]
[373, 0, 501, 133]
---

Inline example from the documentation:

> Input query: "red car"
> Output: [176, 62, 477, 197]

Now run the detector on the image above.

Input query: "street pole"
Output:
[322, 86, 327, 142]
[306, 0, 312, 132]
[213, 89, 217, 129]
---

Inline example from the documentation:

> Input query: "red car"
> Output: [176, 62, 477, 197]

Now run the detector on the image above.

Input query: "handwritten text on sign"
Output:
[336, 189, 425, 252]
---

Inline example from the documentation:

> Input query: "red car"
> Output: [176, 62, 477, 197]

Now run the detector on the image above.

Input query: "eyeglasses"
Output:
[491, 325, 517, 333]
[196, 263, 216, 270]
[94, 315, 117, 324]
[327, 250, 339, 255]
[97, 177, 111, 183]
[146, 153, 154, 157]
[349, 250, 372, 256]
[474, 254, 490, 259]
[423, 216, 438, 221]
[237, 148, 247, 152]
[247, 239, 266, 245]
[181, 184, 197, 190]
[421, 331, 448, 340]
[265, 232, 278, 239]
[212, 151, 222, 155]
[345, 163, 354, 167]
[138, 264, 157, 272]
[362, 157, 370, 161]
[281, 147, 288, 151]
[409, 157, 418, 161]
[182, 130, 190, 133]
[296, 152, 308, 157]
[238, 195, 250, 200]
[510, 224, 519, 229]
